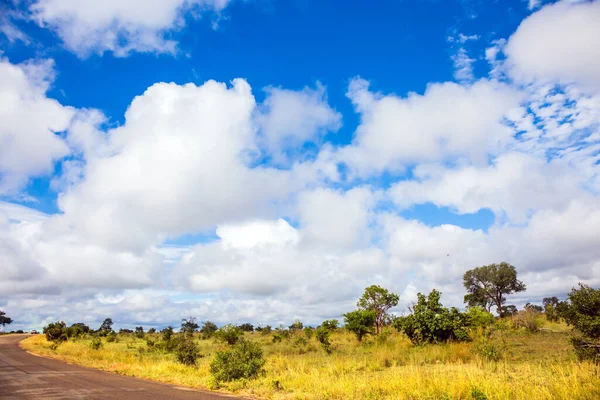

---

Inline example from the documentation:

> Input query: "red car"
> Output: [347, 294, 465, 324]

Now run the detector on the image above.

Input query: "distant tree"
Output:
[543, 296, 560, 322]
[181, 317, 199, 336]
[316, 321, 338, 354]
[147, 327, 157, 334]
[343, 310, 376, 342]
[357, 285, 399, 334]
[289, 319, 303, 332]
[238, 323, 254, 332]
[501, 305, 518, 317]
[259, 325, 272, 335]
[525, 303, 543, 313]
[200, 321, 218, 339]
[0, 311, 13, 329]
[119, 328, 133, 334]
[67, 322, 90, 338]
[215, 324, 243, 345]
[320, 319, 339, 331]
[393, 289, 470, 345]
[463, 263, 526, 317]
[303, 327, 314, 339]
[99, 318, 114, 335]
[558, 284, 600, 361]
[161, 326, 175, 346]
[135, 326, 145, 338]
[44, 321, 68, 343]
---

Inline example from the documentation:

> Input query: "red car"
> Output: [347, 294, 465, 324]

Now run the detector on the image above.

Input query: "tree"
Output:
[525, 303, 543, 313]
[200, 321, 218, 339]
[44, 321, 68, 343]
[135, 326, 145, 338]
[99, 318, 114, 335]
[558, 284, 600, 361]
[357, 285, 399, 334]
[543, 296, 560, 322]
[393, 289, 470, 345]
[320, 319, 339, 331]
[238, 323, 254, 332]
[463, 263, 526, 317]
[215, 324, 243, 345]
[67, 322, 90, 338]
[343, 310, 376, 342]
[181, 317, 199, 336]
[0, 311, 13, 329]
[289, 319, 303, 332]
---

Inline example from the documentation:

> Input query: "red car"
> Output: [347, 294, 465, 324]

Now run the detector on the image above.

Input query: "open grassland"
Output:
[22, 321, 600, 400]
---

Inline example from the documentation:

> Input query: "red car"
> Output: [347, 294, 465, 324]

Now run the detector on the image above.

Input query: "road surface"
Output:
[0, 335, 239, 399]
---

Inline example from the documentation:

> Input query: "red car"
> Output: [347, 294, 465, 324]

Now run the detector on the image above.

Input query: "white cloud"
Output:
[340, 77, 522, 176]
[0, 58, 74, 195]
[257, 83, 342, 163]
[451, 47, 476, 83]
[505, 0, 600, 92]
[28, 0, 235, 56]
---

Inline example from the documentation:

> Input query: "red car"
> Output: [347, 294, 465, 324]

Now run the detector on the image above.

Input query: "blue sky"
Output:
[1, 0, 599, 330]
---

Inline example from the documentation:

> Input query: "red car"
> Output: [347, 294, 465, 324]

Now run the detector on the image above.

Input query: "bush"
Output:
[315, 325, 333, 354]
[465, 307, 495, 329]
[135, 326, 144, 339]
[343, 309, 376, 342]
[512, 309, 540, 333]
[393, 289, 470, 345]
[175, 336, 201, 366]
[214, 324, 243, 345]
[238, 323, 254, 332]
[260, 325, 272, 335]
[303, 327, 314, 340]
[90, 337, 103, 350]
[320, 319, 339, 331]
[43, 321, 68, 343]
[289, 319, 303, 332]
[210, 339, 265, 382]
[106, 331, 117, 342]
[559, 284, 600, 361]
[67, 323, 90, 339]
[473, 332, 506, 362]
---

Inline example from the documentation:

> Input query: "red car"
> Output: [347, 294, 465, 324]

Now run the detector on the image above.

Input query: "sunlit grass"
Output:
[21, 319, 600, 399]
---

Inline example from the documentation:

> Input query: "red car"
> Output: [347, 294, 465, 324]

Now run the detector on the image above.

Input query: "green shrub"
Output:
[303, 327, 314, 340]
[106, 331, 117, 342]
[272, 334, 282, 343]
[560, 284, 600, 361]
[175, 336, 201, 366]
[315, 326, 332, 354]
[393, 289, 470, 344]
[90, 337, 103, 350]
[43, 321, 68, 343]
[260, 325, 272, 335]
[343, 309, 376, 342]
[214, 324, 243, 345]
[135, 326, 144, 339]
[210, 339, 265, 382]
[465, 307, 495, 329]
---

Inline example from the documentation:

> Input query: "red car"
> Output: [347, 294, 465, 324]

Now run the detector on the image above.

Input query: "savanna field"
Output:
[21, 316, 600, 400]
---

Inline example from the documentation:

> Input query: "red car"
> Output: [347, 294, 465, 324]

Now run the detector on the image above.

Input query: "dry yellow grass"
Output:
[21, 323, 600, 400]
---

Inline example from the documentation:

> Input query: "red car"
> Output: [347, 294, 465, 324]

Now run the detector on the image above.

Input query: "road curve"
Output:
[0, 335, 239, 400]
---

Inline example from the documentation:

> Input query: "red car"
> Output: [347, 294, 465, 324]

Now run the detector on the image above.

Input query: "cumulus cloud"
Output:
[28, 0, 235, 56]
[257, 83, 342, 163]
[340, 77, 522, 175]
[0, 58, 74, 195]
[505, 0, 600, 92]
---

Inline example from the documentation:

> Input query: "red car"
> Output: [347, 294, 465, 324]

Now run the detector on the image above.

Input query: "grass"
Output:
[21, 319, 600, 399]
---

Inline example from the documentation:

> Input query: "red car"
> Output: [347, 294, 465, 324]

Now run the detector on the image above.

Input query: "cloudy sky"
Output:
[1, 0, 599, 331]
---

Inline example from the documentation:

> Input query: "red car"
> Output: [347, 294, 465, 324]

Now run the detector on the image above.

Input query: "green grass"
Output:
[21, 319, 600, 399]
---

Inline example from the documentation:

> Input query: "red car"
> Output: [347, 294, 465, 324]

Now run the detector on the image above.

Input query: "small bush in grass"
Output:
[106, 331, 117, 343]
[315, 326, 332, 354]
[272, 334, 282, 343]
[215, 324, 243, 345]
[303, 327, 313, 340]
[210, 339, 265, 382]
[90, 337, 103, 350]
[175, 336, 201, 366]
[512, 309, 540, 333]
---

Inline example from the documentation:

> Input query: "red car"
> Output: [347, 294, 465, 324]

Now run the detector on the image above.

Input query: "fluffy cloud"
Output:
[505, 0, 600, 92]
[339, 78, 522, 176]
[0, 58, 74, 195]
[257, 84, 342, 163]
[29, 0, 235, 56]
[390, 152, 591, 223]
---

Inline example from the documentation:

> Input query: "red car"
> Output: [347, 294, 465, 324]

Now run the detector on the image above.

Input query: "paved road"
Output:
[0, 335, 238, 399]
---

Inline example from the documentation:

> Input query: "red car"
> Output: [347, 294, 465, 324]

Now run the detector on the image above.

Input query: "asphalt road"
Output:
[0, 335, 238, 399]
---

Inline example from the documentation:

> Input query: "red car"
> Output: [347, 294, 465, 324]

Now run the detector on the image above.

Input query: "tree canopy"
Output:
[0, 310, 13, 328]
[463, 262, 526, 317]
[357, 285, 399, 334]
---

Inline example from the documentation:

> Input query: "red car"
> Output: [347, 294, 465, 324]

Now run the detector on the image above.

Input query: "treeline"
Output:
[39, 262, 600, 383]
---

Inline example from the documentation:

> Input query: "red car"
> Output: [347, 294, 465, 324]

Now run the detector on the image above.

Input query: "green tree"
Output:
[463, 263, 526, 317]
[238, 323, 254, 332]
[67, 322, 90, 338]
[210, 339, 265, 382]
[393, 289, 470, 345]
[0, 311, 13, 329]
[320, 319, 339, 331]
[135, 326, 145, 338]
[99, 318, 114, 335]
[543, 296, 560, 322]
[315, 325, 333, 354]
[357, 285, 399, 334]
[181, 317, 199, 336]
[558, 284, 600, 361]
[343, 309, 376, 342]
[200, 321, 218, 339]
[44, 321, 68, 343]
[215, 324, 243, 345]
[289, 319, 303, 332]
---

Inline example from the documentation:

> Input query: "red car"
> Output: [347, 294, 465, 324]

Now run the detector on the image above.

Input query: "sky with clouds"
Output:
[1, 0, 599, 331]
